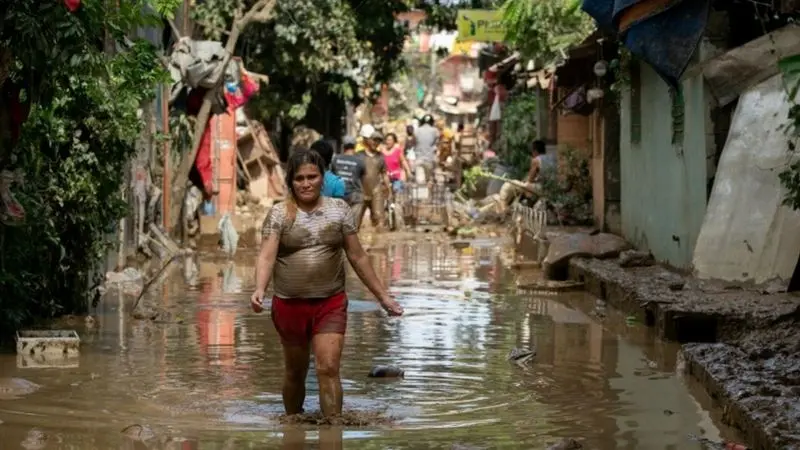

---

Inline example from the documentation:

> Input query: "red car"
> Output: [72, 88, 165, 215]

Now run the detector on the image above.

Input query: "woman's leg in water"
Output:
[312, 332, 345, 417]
[272, 296, 312, 415]
[310, 293, 348, 417]
[281, 343, 311, 415]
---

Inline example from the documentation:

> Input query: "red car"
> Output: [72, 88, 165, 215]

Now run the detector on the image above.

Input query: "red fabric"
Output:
[64, 0, 80, 12]
[226, 73, 259, 110]
[194, 128, 214, 198]
[192, 73, 260, 198]
[3, 83, 31, 146]
[270, 292, 348, 345]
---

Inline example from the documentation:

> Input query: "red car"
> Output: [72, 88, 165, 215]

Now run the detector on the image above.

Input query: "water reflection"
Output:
[0, 240, 740, 449]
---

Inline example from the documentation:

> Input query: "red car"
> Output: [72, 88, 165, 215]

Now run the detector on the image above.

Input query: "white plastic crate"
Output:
[16, 330, 80, 357]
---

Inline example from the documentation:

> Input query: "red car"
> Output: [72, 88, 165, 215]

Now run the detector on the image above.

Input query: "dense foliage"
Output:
[778, 54, 800, 210]
[417, 0, 594, 63]
[193, 0, 409, 121]
[498, 90, 537, 177]
[0, 0, 177, 333]
[418, 0, 501, 31]
[501, 0, 595, 61]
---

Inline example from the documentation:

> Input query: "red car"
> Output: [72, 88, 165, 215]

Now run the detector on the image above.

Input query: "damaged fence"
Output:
[511, 200, 549, 263]
[512, 200, 547, 238]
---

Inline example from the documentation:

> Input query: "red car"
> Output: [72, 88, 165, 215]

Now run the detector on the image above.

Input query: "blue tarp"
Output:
[581, 0, 711, 87]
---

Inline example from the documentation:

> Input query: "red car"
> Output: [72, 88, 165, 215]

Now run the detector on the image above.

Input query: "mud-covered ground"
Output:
[562, 255, 800, 450]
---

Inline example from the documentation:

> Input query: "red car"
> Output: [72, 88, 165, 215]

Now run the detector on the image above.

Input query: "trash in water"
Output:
[545, 438, 583, 449]
[121, 424, 156, 442]
[688, 434, 749, 450]
[507, 347, 536, 365]
[368, 365, 405, 378]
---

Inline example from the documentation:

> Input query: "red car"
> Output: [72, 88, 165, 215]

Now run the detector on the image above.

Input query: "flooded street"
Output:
[0, 238, 740, 449]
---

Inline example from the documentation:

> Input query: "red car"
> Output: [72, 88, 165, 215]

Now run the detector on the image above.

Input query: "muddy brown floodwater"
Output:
[0, 238, 743, 449]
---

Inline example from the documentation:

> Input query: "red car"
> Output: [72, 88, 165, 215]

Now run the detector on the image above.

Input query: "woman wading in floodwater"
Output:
[250, 149, 404, 418]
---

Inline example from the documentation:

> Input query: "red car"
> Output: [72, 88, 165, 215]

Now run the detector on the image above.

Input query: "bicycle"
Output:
[385, 180, 406, 231]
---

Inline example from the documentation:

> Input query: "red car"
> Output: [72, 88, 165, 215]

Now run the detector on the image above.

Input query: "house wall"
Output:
[619, 61, 711, 267]
[603, 97, 622, 234]
[556, 112, 592, 156]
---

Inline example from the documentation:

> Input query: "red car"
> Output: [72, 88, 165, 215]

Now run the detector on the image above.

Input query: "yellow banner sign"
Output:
[456, 9, 506, 43]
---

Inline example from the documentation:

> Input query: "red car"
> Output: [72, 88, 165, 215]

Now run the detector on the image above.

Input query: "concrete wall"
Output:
[556, 112, 592, 156]
[693, 75, 800, 285]
[603, 97, 622, 235]
[619, 62, 711, 268]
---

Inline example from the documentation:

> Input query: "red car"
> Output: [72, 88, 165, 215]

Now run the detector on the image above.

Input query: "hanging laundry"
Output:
[191, 70, 259, 199]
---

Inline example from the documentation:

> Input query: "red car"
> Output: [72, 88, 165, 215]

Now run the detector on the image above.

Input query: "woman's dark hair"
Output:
[457, 122, 465, 132]
[385, 132, 398, 145]
[284, 149, 326, 221]
[310, 139, 334, 169]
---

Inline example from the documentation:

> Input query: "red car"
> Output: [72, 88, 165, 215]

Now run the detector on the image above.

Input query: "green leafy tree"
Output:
[416, 0, 595, 63]
[0, 0, 176, 335]
[192, 0, 409, 121]
[498, 89, 537, 178]
[501, 0, 595, 61]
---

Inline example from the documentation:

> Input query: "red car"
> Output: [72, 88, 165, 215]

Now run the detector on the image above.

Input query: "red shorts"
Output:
[270, 292, 348, 345]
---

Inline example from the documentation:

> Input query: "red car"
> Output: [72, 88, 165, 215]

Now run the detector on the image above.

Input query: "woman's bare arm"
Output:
[255, 235, 279, 295]
[400, 152, 412, 181]
[343, 234, 403, 316]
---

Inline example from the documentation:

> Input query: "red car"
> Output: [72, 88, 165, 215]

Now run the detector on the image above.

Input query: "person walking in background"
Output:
[310, 139, 345, 199]
[435, 119, 454, 167]
[382, 133, 412, 194]
[413, 114, 439, 186]
[357, 130, 391, 231]
[404, 124, 416, 156]
[250, 150, 403, 419]
[355, 123, 375, 153]
[331, 136, 366, 212]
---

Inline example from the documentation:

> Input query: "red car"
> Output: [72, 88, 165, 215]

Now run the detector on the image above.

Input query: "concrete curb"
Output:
[564, 256, 800, 450]
[566, 257, 799, 343]
[682, 343, 800, 450]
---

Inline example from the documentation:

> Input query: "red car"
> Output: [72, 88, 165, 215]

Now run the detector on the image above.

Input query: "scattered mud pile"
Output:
[278, 410, 394, 426]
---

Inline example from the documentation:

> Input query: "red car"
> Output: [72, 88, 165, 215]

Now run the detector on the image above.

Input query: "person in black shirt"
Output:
[331, 136, 367, 209]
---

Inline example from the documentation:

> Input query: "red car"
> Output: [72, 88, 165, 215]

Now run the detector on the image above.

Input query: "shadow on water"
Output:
[0, 239, 741, 449]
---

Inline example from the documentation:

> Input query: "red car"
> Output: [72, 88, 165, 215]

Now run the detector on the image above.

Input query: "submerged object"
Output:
[368, 365, 405, 378]
[546, 438, 582, 450]
[507, 347, 536, 365]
